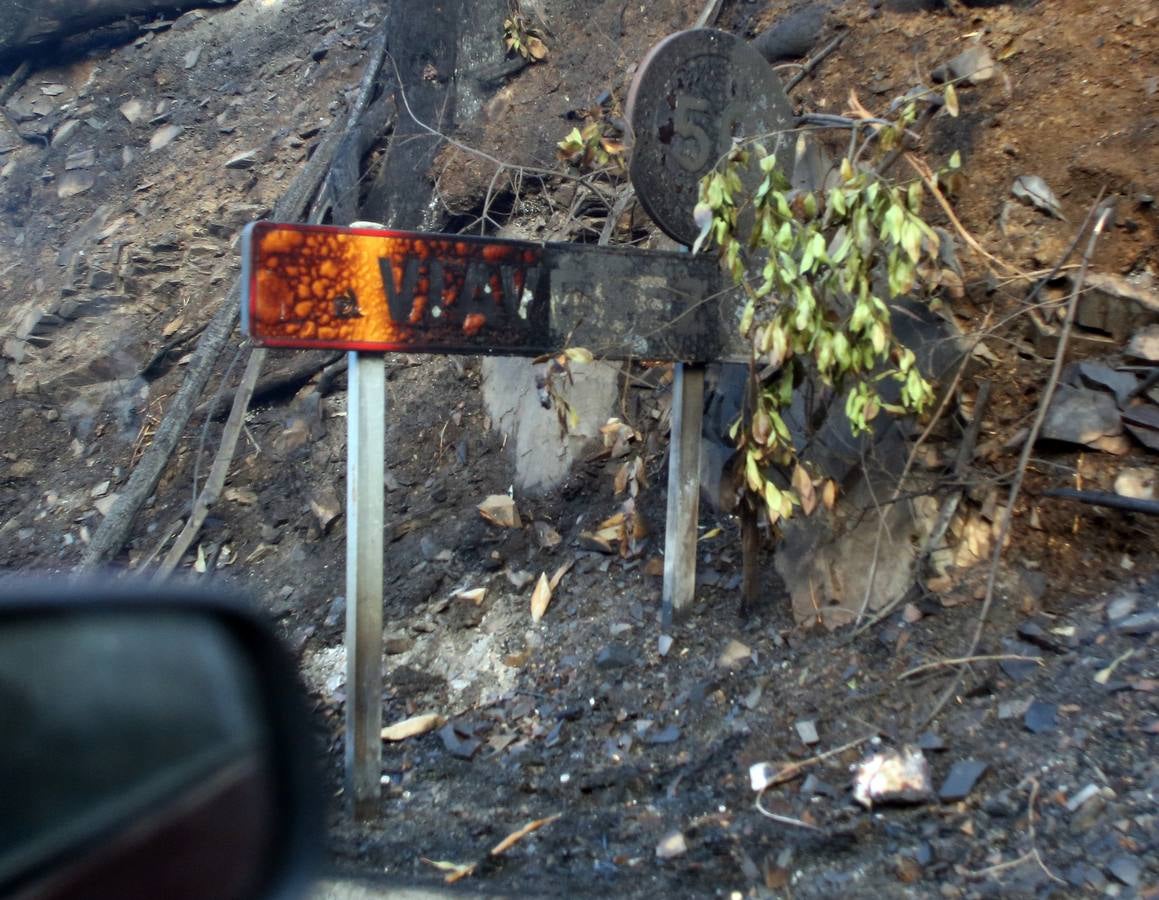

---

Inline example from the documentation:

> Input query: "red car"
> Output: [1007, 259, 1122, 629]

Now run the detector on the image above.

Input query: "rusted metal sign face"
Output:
[242, 221, 737, 361]
[627, 28, 796, 247]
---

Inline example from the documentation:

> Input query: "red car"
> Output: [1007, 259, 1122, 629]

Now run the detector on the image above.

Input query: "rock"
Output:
[93, 494, 119, 517]
[438, 722, 481, 759]
[1107, 855, 1141, 887]
[1011, 175, 1064, 219]
[308, 485, 342, 532]
[1114, 467, 1156, 500]
[655, 831, 687, 860]
[90, 480, 110, 498]
[1114, 609, 1159, 635]
[1106, 592, 1138, 622]
[1076, 361, 1138, 405]
[149, 124, 182, 152]
[1127, 324, 1159, 362]
[595, 643, 634, 669]
[323, 595, 345, 628]
[119, 99, 144, 123]
[65, 148, 97, 170]
[938, 760, 987, 802]
[480, 357, 619, 493]
[853, 748, 933, 808]
[183, 46, 201, 69]
[795, 719, 820, 745]
[225, 149, 258, 169]
[57, 171, 95, 199]
[1023, 700, 1057, 734]
[1041, 384, 1123, 450]
[383, 632, 414, 655]
[751, 3, 827, 63]
[997, 698, 1030, 720]
[931, 44, 996, 85]
[717, 638, 752, 668]
[657, 634, 673, 657]
[916, 731, 946, 752]
[1123, 405, 1159, 451]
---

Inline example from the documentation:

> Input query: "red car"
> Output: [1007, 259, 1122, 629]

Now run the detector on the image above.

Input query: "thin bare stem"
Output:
[920, 194, 1111, 727]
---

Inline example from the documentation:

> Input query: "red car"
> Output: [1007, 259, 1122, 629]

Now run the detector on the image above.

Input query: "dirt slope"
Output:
[1, 0, 1157, 897]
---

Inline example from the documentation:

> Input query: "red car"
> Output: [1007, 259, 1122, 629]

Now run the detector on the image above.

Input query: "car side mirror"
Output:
[0, 580, 320, 900]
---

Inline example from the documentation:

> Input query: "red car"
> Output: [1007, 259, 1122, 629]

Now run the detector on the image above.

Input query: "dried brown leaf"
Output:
[548, 558, 574, 591]
[381, 713, 445, 741]
[530, 572, 552, 623]
[793, 465, 817, 516]
[490, 813, 561, 856]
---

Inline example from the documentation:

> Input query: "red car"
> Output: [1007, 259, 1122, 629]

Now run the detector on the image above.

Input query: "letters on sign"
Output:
[242, 222, 548, 354]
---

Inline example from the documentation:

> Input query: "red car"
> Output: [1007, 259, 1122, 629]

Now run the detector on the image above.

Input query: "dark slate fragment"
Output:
[1000, 640, 1042, 680]
[1016, 620, 1067, 653]
[1076, 360, 1138, 405]
[1107, 855, 1142, 887]
[439, 722, 482, 759]
[595, 643, 635, 669]
[938, 760, 988, 802]
[1114, 609, 1159, 635]
[1023, 700, 1057, 734]
[917, 731, 947, 752]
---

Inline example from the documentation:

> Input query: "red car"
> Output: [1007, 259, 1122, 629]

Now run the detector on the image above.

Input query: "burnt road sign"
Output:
[627, 28, 796, 247]
[241, 221, 742, 362]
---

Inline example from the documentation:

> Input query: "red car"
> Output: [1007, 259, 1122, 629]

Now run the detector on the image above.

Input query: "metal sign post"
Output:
[344, 350, 385, 820]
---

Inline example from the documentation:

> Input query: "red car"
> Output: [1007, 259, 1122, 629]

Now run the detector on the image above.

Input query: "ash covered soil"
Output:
[1, 0, 1158, 897]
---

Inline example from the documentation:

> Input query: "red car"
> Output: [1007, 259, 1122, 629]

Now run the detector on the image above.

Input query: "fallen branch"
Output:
[155, 346, 266, 578]
[785, 31, 847, 93]
[899, 654, 1043, 680]
[1042, 488, 1159, 517]
[920, 193, 1112, 727]
[79, 33, 385, 570]
[195, 350, 343, 421]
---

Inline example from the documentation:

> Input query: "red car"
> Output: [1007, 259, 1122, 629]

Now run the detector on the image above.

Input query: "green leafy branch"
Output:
[693, 90, 962, 528]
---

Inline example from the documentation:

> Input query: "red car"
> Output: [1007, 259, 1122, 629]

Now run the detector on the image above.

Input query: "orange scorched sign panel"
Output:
[242, 221, 548, 355]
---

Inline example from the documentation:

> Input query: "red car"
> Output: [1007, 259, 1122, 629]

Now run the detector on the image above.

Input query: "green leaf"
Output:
[901, 218, 922, 264]
[882, 204, 904, 244]
[829, 187, 847, 217]
[907, 181, 923, 214]
[739, 298, 754, 336]
[949, 150, 962, 171]
[745, 450, 763, 493]
[707, 176, 724, 209]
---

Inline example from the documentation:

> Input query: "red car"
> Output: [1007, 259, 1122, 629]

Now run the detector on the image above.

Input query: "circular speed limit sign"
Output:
[627, 29, 796, 247]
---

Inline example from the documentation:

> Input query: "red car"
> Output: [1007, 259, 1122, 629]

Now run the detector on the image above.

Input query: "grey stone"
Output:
[480, 357, 619, 493]
[323, 595, 345, 628]
[931, 45, 996, 85]
[1023, 700, 1057, 734]
[1041, 384, 1122, 448]
[595, 643, 634, 669]
[1114, 609, 1159, 635]
[938, 760, 987, 802]
[1107, 855, 1141, 887]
